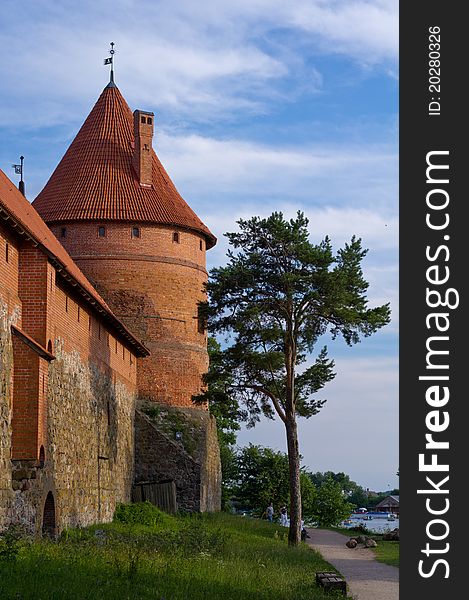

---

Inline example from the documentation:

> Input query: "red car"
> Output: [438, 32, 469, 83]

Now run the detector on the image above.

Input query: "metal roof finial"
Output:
[104, 42, 116, 87]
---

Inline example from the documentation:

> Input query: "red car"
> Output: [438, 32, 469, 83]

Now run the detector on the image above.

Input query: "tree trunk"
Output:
[285, 414, 302, 546]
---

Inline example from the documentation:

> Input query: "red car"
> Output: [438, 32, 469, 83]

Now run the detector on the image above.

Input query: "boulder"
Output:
[383, 528, 399, 541]
[357, 535, 367, 544]
[346, 539, 358, 548]
[365, 538, 378, 548]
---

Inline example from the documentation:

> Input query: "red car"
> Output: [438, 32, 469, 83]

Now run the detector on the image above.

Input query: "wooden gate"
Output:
[132, 480, 177, 514]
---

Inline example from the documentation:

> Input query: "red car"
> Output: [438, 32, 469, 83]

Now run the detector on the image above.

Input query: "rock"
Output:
[383, 528, 399, 541]
[357, 535, 367, 544]
[365, 538, 378, 548]
[346, 539, 358, 548]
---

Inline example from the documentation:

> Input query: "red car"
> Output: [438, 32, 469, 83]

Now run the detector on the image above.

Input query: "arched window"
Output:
[47, 340, 53, 353]
[173, 232, 180, 243]
[39, 445, 45, 468]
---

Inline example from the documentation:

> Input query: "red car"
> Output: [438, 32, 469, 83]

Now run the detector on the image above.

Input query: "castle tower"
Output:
[32, 81, 216, 410]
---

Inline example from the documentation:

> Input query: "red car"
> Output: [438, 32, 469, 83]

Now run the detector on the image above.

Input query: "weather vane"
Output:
[11, 155, 25, 196]
[104, 42, 116, 84]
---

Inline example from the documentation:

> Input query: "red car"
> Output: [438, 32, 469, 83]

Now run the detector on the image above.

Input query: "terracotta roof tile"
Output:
[32, 85, 216, 248]
[0, 169, 148, 356]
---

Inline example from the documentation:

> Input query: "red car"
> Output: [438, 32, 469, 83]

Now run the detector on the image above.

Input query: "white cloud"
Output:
[154, 132, 398, 325]
[289, 0, 398, 65]
[157, 132, 397, 210]
[0, 0, 397, 126]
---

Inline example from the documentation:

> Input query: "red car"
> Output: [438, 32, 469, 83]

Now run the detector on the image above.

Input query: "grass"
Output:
[328, 526, 399, 568]
[372, 540, 399, 567]
[0, 508, 347, 600]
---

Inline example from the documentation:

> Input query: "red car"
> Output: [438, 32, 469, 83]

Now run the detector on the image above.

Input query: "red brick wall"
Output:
[1, 224, 139, 461]
[11, 339, 41, 459]
[0, 223, 22, 322]
[50, 222, 209, 407]
[50, 282, 137, 385]
[18, 246, 50, 347]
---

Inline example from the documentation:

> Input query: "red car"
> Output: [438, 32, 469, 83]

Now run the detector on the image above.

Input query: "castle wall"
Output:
[1, 222, 139, 534]
[134, 408, 221, 512]
[0, 306, 14, 531]
[50, 222, 209, 408]
[0, 225, 20, 530]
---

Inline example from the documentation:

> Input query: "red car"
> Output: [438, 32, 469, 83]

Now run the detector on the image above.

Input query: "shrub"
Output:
[0, 525, 28, 562]
[113, 502, 169, 527]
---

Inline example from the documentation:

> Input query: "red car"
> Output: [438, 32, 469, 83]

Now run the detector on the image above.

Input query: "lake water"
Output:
[340, 514, 399, 533]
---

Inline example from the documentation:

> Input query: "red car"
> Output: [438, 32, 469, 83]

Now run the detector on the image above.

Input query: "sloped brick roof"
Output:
[32, 84, 216, 249]
[0, 169, 148, 356]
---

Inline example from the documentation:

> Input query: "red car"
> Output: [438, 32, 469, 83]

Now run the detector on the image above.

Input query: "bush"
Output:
[113, 502, 169, 527]
[0, 525, 28, 562]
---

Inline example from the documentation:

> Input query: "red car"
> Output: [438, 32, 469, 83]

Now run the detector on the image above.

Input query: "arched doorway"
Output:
[42, 492, 56, 538]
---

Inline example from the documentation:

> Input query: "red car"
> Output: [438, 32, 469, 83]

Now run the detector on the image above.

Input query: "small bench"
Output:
[315, 571, 347, 596]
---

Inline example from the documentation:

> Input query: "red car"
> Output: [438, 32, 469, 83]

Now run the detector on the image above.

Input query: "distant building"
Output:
[374, 495, 399, 515]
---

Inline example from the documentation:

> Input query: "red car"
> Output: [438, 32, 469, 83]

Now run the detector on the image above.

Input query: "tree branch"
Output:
[231, 383, 286, 423]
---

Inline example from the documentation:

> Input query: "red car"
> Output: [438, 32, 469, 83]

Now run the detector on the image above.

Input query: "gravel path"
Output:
[306, 528, 399, 600]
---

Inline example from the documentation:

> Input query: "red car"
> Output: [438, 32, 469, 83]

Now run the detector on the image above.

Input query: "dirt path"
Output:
[306, 528, 399, 600]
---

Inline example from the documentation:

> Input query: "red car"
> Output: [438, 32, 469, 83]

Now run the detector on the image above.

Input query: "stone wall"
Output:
[6, 340, 137, 535]
[0, 303, 14, 530]
[134, 410, 201, 511]
[134, 406, 221, 512]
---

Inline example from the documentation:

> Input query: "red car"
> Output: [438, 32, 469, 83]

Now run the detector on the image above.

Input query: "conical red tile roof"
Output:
[32, 84, 216, 248]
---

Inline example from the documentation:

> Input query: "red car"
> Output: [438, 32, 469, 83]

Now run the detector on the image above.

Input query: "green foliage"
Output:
[310, 477, 354, 527]
[219, 441, 239, 510]
[206, 211, 390, 544]
[193, 337, 243, 446]
[233, 444, 316, 518]
[207, 211, 390, 426]
[307, 470, 369, 509]
[113, 502, 171, 527]
[236, 445, 290, 513]
[299, 475, 317, 520]
[142, 404, 160, 420]
[0, 526, 27, 562]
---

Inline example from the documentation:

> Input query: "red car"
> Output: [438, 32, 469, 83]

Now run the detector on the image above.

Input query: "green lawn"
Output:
[372, 539, 399, 567]
[1, 510, 346, 600]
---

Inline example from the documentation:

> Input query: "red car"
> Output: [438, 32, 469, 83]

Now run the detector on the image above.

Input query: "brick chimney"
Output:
[133, 110, 154, 187]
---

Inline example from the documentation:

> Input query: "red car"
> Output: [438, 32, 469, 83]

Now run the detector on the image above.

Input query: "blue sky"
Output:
[0, 0, 398, 491]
